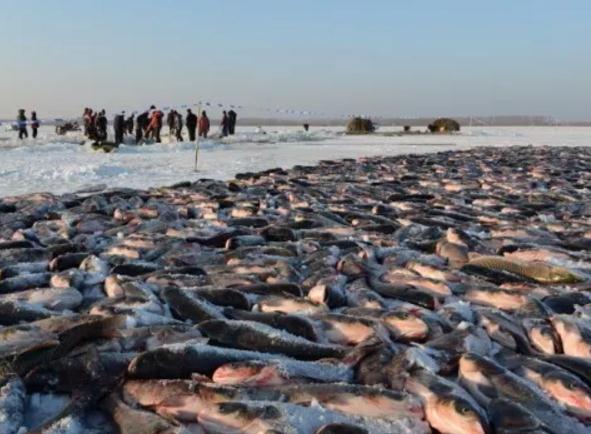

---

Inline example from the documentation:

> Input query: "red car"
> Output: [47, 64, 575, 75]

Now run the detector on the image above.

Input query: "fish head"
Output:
[458, 353, 502, 405]
[524, 319, 561, 355]
[383, 310, 429, 340]
[543, 371, 591, 419]
[546, 267, 585, 284]
[432, 395, 490, 434]
[212, 361, 286, 386]
[197, 320, 228, 338]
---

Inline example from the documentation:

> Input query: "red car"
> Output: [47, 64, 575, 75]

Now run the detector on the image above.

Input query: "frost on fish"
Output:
[0, 376, 26, 434]
[197, 400, 429, 434]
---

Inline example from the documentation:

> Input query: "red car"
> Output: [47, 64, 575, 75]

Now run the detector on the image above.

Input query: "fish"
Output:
[263, 383, 423, 420]
[128, 341, 354, 381]
[223, 308, 319, 342]
[161, 399, 429, 434]
[198, 319, 347, 360]
[102, 392, 187, 434]
[0, 146, 591, 433]
[161, 287, 225, 323]
[550, 314, 591, 358]
[458, 353, 588, 434]
[523, 318, 562, 355]
[406, 369, 489, 434]
[488, 398, 554, 433]
[0, 272, 52, 294]
[465, 256, 584, 284]
[508, 355, 591, 421]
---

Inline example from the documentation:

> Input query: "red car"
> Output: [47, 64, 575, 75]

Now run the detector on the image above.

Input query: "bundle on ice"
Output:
[428, 118, 460, 133]
[346, 117, 376, 135]
[55, 121, 81, 135]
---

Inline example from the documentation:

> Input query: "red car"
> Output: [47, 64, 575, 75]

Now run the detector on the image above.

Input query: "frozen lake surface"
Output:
[1, 125, 590, 197]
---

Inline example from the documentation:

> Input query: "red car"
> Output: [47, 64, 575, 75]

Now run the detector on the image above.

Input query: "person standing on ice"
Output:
[113, 111, 125, 145]
[126, 113, 135, 134]
[31, 111, 40, 138]
[136, 110, 149, 143]
[198, 110, 210, 138]
[220, 111, 229, 137]
[228, 109, 237, 135]
[96, 110, 108, 142]
[16, 109, 29, 140]
[174, 111, 183, 141]
[17, 109, 28, 139]
[166, 110, 176, 138]
[186, 109, 197, 141]
[83, 108, 92, 137]
[147, 106, 163, 142]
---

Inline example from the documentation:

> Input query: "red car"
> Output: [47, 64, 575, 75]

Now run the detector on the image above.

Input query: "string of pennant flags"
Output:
[139, 100, 367, 120]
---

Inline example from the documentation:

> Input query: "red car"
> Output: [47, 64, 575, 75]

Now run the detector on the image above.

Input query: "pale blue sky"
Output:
[1, 0, 589, 119]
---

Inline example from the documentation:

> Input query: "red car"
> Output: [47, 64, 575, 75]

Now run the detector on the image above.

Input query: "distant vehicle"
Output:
[55, 120, 81, 135]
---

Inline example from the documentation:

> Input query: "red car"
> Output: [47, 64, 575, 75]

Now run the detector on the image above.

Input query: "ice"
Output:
[1, 126, 591, 197]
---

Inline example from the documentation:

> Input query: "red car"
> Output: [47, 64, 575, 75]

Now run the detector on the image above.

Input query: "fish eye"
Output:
[454, 401, 472, 415]
[565, 381, 578, 390]
[539, 327, 553, 337]
[394, 311, 409, 319]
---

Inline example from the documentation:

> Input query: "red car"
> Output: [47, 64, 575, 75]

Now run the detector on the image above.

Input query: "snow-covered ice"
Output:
[1, 125, 590, 197]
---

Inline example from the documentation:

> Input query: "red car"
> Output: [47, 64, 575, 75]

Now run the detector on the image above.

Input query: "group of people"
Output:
[82, 108, 109, 142]
[16, 109, 40, 139]
[82, 105, 238, 145]
[221, 110, 238, 136]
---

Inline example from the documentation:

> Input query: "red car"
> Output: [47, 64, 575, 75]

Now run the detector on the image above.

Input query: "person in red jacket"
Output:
[198, 110, 210, 138]
[146, 106, 163, 142]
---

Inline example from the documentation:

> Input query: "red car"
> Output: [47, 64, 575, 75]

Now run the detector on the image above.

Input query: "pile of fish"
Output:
[1, 145, 591, 433]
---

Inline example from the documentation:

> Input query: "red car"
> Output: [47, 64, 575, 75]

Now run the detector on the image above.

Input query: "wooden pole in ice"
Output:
[194, 103, 202, 172]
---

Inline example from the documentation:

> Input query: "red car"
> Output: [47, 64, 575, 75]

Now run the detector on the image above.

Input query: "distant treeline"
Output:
[216, 116, 590, 127]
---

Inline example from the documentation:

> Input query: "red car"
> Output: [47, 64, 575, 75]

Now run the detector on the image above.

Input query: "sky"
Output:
[1, 0, 590, 120]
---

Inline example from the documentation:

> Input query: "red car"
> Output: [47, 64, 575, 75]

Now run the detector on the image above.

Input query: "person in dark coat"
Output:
[31, 111, 40, 138]
[17, 109, 28, 139]
[126, 114, 135, 134]
[167, 110, 176, 138]
[228, 109, 237, 135]
[113, 112, 125, 145]
[136, 110, 149, 143]
[186, 109, 197, 141]
[96, 110, 108, 142]
[174, 111, 183, 141]
[220, 111, 229, 137]
[198, 111, 210, 138]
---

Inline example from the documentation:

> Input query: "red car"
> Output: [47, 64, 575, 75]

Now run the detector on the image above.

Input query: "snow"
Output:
[1, 125, 590, 197]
